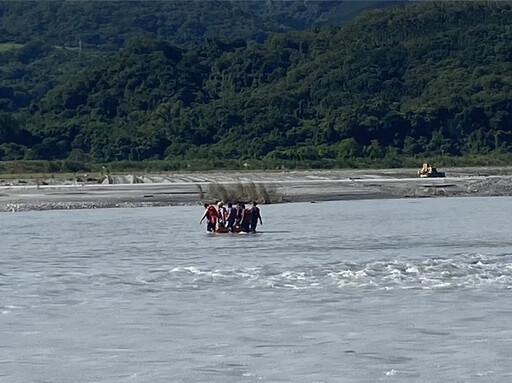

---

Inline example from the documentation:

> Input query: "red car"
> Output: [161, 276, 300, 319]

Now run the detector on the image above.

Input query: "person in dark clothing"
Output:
[226, 202, 236, 232]
[239, 203, 252, 233]
[250, 201, 263, 232]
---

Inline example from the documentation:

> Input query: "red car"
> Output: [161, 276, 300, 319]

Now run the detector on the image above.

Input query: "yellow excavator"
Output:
[418, 163, 445, 178]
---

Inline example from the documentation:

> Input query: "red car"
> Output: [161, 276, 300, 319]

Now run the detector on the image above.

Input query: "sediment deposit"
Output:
[1, 167, 512, 212]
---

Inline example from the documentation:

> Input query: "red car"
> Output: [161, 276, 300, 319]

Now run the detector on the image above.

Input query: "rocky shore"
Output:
[1, 166, 512, 212]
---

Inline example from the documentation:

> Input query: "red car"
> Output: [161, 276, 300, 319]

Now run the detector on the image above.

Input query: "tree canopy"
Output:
[2, 2, 512, 168]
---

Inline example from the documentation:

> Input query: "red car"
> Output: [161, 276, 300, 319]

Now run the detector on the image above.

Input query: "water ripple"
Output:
[168, 254, 512, 290]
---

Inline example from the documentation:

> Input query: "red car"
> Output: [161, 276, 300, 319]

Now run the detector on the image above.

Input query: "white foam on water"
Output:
[165, 253, 512, 291]
[385, 369, 397, 376]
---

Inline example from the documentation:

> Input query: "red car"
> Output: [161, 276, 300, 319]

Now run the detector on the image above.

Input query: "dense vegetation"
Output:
[2, 2, 512, 171]
[0, 1, 393, 48]
[1, 1, 388, 112]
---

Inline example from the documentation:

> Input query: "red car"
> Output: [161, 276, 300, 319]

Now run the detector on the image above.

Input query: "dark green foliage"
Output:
[0, 0, 397, 165]
[0, 41, 105, 111]
[2, 2, 512, 169]
[0, 1, 392, 48]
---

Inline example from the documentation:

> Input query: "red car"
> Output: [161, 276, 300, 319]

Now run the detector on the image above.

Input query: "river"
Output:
[1, 197, 512, 382]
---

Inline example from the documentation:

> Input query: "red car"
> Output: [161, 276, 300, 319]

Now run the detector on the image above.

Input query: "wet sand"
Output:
[1, 167, 512, 212]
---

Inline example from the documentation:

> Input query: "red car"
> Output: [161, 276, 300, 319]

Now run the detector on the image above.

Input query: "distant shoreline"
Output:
[1, 167, 512, 212]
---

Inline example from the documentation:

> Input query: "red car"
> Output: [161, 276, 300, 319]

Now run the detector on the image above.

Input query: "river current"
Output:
[1, 197, 512, 382]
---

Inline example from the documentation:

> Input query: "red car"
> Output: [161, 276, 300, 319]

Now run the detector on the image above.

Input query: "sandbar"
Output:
[1, 167, 512, 212]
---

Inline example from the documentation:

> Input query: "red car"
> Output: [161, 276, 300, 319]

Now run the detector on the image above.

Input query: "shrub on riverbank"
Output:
[206, 181, 284, 204]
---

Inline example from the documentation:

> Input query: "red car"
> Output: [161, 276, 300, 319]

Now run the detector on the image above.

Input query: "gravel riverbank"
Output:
[1, 167, 512, 212]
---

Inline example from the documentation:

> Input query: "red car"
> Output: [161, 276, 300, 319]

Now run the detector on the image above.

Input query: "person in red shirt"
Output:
[199, 203, 218, 232]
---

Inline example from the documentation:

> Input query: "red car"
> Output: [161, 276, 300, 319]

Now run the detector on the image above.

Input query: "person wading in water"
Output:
[249, 201, 263, 232]
[199, 203, 218, 232]
[239, 203, 252, 233]
[226, 202, 236, 232]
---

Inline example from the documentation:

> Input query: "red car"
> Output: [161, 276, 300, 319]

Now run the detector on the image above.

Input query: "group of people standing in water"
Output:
[200, 201, 263, 233]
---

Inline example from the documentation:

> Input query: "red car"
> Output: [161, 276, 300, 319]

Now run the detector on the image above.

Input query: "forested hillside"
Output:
[0, 1, 395, 48]
[2, 2, 512, 169]
[0, 1, 391, 111]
